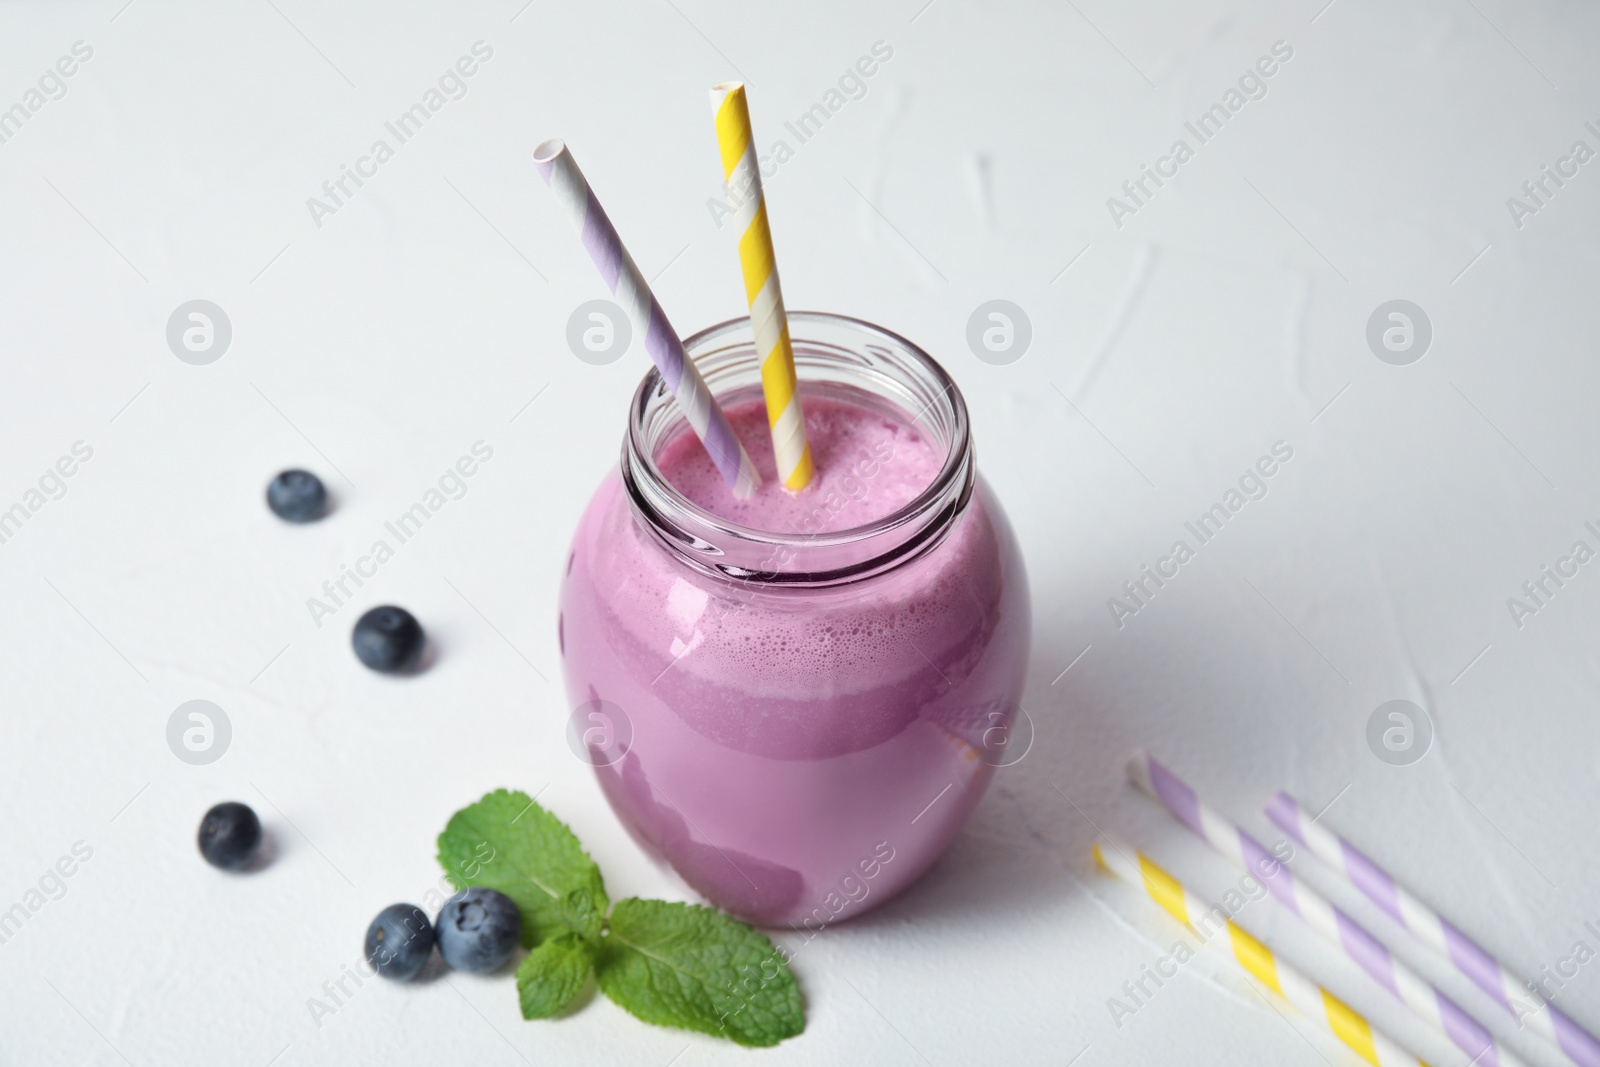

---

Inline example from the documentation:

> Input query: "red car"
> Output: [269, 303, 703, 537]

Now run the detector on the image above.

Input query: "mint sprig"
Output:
[438, 790, 804, 1047]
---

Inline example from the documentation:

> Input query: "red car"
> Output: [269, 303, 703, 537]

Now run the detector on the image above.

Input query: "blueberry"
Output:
[351, 606, 424, 673]
[435, 888, 522, 973]
[197, 802, 262, 871]
[365, 903, 435, 981]
[266, 469, 327, 523]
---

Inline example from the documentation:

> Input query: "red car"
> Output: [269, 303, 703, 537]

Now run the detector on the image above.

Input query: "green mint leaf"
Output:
[516, 933, 594, 1019]
[560, 887, 603, 943]
[595, 899, 803, 1048]
[437, 789, 608, 946]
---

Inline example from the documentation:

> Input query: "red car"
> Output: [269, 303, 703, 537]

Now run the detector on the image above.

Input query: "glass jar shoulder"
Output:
[561, 473, 1025, 694]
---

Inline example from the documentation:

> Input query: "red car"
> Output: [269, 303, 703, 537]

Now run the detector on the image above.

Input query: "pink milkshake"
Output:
[559, 313, 1029, 927]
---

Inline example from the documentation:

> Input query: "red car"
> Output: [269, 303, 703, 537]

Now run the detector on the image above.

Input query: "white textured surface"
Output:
[2, 1, 1598, 1064]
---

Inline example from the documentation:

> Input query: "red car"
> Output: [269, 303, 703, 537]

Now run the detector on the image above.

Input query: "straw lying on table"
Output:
[1268, 792, 1600, 1067]
[709, 82, 813, 493]
[533, 138, 761, 499]
[1128, 751, 1530, 1067]
[1095, 836, 1432, 1067]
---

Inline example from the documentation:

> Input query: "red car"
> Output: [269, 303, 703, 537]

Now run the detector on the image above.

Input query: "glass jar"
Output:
[558, 312, 1030, 928]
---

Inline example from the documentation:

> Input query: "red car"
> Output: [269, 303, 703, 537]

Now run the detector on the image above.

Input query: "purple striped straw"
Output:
[533, 139, 760, 498]
[1129, 750, 1530, 1067]
[1269, 791, 1600, 1067]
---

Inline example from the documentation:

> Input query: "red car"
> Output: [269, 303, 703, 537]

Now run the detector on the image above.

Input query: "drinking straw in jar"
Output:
[709, 83, 814, 492]
[534, 138, 761, 498]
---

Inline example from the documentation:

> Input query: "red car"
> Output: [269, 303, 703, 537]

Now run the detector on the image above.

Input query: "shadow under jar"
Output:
[558, 312, 1030, 928]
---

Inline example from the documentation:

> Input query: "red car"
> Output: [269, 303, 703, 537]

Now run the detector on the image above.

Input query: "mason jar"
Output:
[559, 312, 1030, 927]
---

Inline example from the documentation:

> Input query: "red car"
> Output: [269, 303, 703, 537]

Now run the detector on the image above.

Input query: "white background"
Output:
[1, 1, 1598, 1064]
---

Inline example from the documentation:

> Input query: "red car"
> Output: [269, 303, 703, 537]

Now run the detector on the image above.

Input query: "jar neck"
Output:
[621, 312, 973, 588]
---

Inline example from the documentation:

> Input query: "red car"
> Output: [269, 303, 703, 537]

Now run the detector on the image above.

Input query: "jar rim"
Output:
[621, 311, 973, 585]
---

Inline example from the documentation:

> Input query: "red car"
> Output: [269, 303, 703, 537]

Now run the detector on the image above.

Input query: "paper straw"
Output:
[1128, 751, 1530, 1067]
[1094, 836, 1432, 1067]
[1268, 791, 1600, 1067]
[709, 83, 813, 492]
[533, 138, 760, 498]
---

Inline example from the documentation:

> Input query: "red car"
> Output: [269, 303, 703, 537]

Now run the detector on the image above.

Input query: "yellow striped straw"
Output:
[1093, 838, 1432, 1067]
[710, 82, 813, 491]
